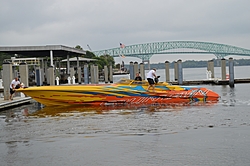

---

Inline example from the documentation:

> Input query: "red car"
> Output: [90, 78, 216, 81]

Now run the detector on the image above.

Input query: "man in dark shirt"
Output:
[134, 73, 142, 81]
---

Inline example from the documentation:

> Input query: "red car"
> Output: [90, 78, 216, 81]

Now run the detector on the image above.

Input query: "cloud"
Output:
[1, 0, 250, 62]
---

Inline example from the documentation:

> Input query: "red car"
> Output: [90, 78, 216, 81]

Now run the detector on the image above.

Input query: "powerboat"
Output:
[16, 79, 219, 107]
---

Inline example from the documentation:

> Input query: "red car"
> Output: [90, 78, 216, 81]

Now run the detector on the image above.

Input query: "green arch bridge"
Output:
[93, 41, 250, 62]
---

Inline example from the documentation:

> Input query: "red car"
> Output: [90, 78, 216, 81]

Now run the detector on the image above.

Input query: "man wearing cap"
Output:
[146, 68, 157, 92]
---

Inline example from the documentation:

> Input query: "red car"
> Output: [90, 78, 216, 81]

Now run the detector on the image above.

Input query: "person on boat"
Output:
[134, 73, 142, 81]
[9, 77, 21, 100]
[146, 68, 157, 92]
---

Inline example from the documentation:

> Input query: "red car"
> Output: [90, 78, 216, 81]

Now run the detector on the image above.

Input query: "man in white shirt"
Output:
[9, 77, 21, 100]
[146, 68, 157, 92]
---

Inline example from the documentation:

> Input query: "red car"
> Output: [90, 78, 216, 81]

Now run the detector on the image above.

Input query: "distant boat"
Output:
[113, 70, 129, 75]
[113, 68, 129, 75]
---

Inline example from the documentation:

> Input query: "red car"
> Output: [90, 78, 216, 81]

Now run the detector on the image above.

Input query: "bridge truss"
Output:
[93, 41, 250, 61]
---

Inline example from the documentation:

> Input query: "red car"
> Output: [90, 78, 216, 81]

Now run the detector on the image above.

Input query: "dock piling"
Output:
[174, 61, 178, 81]
[221, 58, 226, 80]
[177, 59, 183, 85]
[83, 64, 89, 84]
[229, 57, 235, 87]
[19, 62, 29, 87]
[139, 63, 145, 80]
[104, 66, 109, 83]
[165, 61, 170, 82]
[129, 62, 134, 80]
[109, 65, 113, 83]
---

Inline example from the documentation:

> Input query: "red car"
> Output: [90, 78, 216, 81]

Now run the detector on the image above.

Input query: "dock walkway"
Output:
[0, 96, 32, 110]
[168, 78, 250, 85]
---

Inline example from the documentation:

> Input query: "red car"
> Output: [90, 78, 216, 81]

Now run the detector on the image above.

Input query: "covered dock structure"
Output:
[0, 45, 91, 76]
[0, 45, 90, 94]
[0, 45, 87, 67]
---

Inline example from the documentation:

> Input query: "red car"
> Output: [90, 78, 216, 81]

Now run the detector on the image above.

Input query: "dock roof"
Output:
[61, 57, 96, 62]
[0, 45, 86, 58]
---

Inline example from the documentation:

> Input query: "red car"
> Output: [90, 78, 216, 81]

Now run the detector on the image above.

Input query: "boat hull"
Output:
[17, 80, 219, 107]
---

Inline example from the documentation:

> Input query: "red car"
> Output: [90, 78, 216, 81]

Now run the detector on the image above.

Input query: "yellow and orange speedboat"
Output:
[17, 79, 219, 107]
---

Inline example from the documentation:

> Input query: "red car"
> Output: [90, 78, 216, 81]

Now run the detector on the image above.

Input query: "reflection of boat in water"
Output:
[31, 102, 217, 117]
[17, 79, 219, 107]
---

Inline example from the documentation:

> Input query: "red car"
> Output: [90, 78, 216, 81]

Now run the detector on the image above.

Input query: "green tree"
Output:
[0, 53, 12, 69]
[75, 45, 83, 50]
[84, 51, 96, 59]
[93, 54, 115, 70]
[100, 54, 115, 67]
[78, 48, 115, 71]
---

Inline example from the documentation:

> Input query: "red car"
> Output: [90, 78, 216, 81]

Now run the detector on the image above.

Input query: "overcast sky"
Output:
[1, 0, 250, 63]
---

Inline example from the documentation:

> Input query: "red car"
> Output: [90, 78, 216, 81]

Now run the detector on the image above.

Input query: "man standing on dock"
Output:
[9, 77, 21, 100]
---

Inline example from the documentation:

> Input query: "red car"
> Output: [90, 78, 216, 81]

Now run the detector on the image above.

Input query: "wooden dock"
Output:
[169, 78, 250, 85]
[0, 96, 32, 110]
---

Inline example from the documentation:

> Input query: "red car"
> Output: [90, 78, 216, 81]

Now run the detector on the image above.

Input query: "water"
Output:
[0, 66, 250, 166]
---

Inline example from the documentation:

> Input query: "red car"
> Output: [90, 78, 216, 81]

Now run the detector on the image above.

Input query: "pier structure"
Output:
[0, 45, 89, 85]
[1, 56, 114, 87]
[127, 57, 247, 86]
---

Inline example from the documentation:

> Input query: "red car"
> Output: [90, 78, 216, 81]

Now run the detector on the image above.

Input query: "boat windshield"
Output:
[117, 79, 148, 85]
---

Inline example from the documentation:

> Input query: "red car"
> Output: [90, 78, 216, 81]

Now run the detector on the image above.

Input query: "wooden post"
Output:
[165, 61, 170, 82]
[221, 58, 226, 80]
[177, 59, 183, 85]
[228, 57, 235, 87]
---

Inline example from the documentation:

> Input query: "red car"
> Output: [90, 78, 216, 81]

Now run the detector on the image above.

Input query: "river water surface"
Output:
[0, 66, 250, 166]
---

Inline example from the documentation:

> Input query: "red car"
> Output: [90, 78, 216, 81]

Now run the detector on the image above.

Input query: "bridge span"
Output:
[93, 41, 250, 62]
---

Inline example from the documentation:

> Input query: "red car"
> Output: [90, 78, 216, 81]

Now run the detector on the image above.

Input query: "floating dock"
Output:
[0, 97, 32, 110]
[168, 78, 250, 85]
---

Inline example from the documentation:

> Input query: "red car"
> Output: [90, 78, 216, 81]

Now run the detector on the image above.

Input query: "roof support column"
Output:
[76, 56, 80, 68]
[50, 50, 54, 67]
[67, 55, 70, 74]
[76, 56, 80, 83]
